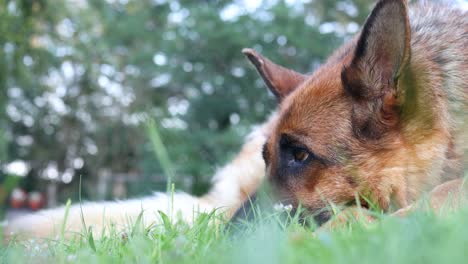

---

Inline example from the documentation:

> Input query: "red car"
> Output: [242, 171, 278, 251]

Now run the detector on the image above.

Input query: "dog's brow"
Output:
[281, 133, 329, 162]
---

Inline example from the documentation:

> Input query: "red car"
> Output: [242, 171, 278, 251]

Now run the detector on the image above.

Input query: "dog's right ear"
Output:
[242, 48, 306, 102]
[341, 0, 410, 139]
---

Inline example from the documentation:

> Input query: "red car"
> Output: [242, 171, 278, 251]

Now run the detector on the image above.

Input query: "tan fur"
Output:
[200, 113, 278, 218]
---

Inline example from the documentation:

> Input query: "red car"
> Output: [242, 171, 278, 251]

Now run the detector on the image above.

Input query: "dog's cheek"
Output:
[294, 167, 358, 210]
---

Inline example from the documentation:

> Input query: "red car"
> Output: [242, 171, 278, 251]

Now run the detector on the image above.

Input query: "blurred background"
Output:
[1, 0, 464, 216]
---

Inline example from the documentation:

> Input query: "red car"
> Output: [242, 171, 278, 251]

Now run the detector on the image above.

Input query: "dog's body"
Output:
[6, 0, 467, 239]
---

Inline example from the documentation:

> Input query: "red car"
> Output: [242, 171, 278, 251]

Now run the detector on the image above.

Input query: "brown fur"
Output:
[244, 0, 467, 221]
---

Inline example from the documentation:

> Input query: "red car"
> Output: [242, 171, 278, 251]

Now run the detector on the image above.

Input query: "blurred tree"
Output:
[0, 0, 374, 203]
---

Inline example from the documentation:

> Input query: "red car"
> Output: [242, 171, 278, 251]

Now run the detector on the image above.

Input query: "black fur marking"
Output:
[313, 209, 333, 226]
[353, 0, 406, 64]
[230, 193, 258, 223]
[262, 143, 269, 165]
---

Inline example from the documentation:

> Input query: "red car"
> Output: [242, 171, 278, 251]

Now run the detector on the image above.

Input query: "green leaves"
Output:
[1, 0, 375, 198]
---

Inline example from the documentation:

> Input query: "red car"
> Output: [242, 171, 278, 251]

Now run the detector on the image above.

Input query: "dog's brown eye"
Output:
[293, 149, 309, 162]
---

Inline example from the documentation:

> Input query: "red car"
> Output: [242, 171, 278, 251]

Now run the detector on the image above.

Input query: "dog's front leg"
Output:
[318, 178, 467, 231]
[393, 178, 467, 217]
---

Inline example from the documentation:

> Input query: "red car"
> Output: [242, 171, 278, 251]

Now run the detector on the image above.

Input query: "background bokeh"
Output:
[1, 0, 409, 212]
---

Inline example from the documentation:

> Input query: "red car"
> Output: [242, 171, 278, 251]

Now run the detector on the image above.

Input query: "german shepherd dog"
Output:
[240, 0, 467, 223]
[5, 0, 467, 239]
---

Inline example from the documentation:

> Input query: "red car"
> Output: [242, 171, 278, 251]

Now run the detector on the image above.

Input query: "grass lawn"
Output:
[2, 202, 468, 264]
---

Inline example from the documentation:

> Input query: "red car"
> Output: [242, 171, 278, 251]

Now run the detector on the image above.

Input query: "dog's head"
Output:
[244, 0, 415, 222]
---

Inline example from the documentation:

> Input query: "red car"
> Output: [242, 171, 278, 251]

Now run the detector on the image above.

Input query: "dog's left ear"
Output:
[243, 48, 306, 102]
[342, 0, 411, 139]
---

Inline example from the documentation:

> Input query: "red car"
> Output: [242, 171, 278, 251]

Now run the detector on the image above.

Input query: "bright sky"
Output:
[456, 0, 468, 10]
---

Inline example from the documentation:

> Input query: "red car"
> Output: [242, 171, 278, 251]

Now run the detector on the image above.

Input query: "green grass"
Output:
[4, 122, 465, 263]
[3, 206, 468, 263]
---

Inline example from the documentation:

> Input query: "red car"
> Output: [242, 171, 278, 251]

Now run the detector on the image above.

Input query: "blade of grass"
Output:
[87, 226, 96, 252]
[78, 175, 88, 239]
[60, 199, 72, 241]
[131, 209, 144, 237]
[158, 210, 173, 233]
[170, 183, 175, 221]
[77, 176, 96, 252]
[145, 118, 175, 194]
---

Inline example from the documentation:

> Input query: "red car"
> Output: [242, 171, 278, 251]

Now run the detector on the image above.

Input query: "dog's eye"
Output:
[279, 134, 313, 168]
[287, 147, 310, 167]
[292, 148, 309, 162]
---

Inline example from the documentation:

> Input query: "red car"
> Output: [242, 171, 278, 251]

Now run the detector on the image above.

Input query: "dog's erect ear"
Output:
[341, 0, 411, 138]
[243, 48, 306, 102]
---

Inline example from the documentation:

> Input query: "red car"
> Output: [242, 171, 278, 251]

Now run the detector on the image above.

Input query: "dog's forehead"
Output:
[280, 67, 347, 127]
[273, 67, 352, 155]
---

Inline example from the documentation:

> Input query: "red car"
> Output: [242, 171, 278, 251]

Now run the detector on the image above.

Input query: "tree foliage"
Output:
[0, 0, 373, 200]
